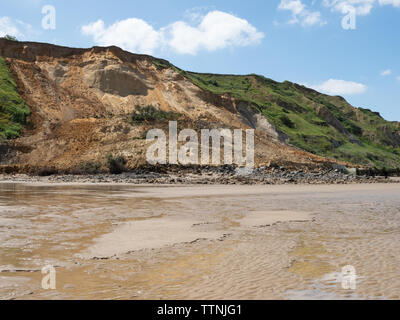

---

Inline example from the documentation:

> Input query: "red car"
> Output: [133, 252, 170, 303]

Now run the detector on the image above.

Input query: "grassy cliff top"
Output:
[0, 56, 30, 139]
[154, 59, 400, 168]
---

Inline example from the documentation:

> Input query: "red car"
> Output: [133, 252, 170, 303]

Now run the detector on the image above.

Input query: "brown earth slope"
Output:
[0, 39, 345, 172]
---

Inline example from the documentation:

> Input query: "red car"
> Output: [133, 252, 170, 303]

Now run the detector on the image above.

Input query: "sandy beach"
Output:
[1, 182, 400, 300]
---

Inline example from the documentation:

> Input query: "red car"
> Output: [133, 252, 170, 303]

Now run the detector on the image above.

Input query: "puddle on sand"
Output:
[1, 183, 400, 299]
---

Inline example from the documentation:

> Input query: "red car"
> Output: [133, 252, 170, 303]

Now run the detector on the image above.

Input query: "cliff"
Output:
[1, 39, 398, 172]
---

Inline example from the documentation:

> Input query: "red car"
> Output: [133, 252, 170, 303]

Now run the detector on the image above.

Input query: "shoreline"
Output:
[0, 168, 397, 186]
[1, 180, 399, 197]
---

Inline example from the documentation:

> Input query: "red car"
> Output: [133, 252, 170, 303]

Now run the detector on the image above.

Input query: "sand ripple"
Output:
[0, 183, 399, 299]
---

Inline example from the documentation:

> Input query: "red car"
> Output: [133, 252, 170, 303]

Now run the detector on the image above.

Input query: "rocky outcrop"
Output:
[236, 102, 287, 143]
[0, 142, 17, 165]
[315, 105, 361, 145]
[381, 125, 400, 147]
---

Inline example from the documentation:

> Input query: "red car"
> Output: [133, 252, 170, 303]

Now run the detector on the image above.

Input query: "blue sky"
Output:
[1, 0, 400, 121]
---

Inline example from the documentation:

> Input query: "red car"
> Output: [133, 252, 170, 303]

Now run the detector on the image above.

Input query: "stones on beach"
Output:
[0, 165, 392, 185]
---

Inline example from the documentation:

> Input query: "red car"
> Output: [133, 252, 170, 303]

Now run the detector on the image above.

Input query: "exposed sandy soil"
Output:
[0, 40, 347, 172]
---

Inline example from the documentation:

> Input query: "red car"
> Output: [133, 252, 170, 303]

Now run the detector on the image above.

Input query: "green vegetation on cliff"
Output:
[187, 72, 400, 168]
[154, 59, 400, 168]
[0, 56, 30, 139]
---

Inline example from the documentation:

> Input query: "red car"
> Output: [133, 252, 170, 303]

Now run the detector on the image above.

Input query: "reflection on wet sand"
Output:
[1, 183, 400, 300]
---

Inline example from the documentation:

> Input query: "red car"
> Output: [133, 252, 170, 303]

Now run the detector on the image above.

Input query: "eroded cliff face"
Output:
[0, 39, 334, 172]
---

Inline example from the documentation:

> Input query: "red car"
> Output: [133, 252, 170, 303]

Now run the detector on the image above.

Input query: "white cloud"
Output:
[0, 17, 23, 38]
[164, 11, 264, 54]
[379, 0, 400, 7]
[323, 0, 400, 17]
[397, 76, 400, 83]
[278, 0, 326, 26]
[323, 0, 375, 16]
[307, 79, 367, 95]
[81, 18, 161, 55]
[81, 11, 264, 55]
[0, 17, 37, 39]
[381, 69, 392, 76]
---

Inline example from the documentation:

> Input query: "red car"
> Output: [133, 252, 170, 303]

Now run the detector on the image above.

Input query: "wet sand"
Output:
[1, 183, 400, 300]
